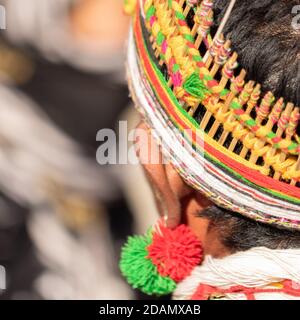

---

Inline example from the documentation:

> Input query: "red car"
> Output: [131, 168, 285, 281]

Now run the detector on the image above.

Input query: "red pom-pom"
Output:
[147, 223, 203, 282]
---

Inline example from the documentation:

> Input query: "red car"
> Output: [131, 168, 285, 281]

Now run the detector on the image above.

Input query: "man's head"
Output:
[136, 0, 300, 257]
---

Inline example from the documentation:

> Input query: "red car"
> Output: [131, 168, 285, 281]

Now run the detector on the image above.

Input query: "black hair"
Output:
[200, 205, 300, 252]
[213, 0, 300, 106]
[198, 1, 300, 251]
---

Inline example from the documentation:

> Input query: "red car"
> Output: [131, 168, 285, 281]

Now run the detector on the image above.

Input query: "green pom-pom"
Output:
[120, 232, 176, 296]
[183, 72, 210, 100]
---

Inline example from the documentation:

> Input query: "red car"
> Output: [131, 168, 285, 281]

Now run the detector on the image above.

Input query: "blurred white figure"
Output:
[0, 86, 116, 205]
[0, 85, 131, 299]
[0, 0, 132, 300]
[29, 209, 131, 300]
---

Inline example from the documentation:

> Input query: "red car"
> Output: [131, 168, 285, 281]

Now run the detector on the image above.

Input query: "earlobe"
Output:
[181, 194, 210, 242]
[182, 196, 231, 258]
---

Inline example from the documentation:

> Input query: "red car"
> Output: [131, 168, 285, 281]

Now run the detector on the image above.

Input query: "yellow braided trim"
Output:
[171, 1, 224, 94]
[145, 0, 203, 107]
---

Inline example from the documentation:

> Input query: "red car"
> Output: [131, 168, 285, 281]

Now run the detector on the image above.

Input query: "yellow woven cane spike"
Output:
[249, 98, 284, 163]
[270, 98, 285, 125]
[256, 92, 275, 123]
[286, 107, 300, 139]
[239, 81, 254, 105]
[215, 39, 232, 66]
[195, 0, 214, 38]
[227, 82, 255, 151]
[222, 53, 239, 80]
[246, 84, 261, 111]
[230, 75, 245, 95]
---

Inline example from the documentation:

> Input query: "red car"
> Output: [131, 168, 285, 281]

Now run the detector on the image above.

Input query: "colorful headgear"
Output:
[125, 0, 300, 231]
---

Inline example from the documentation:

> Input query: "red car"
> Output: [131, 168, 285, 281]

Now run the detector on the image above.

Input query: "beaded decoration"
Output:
[124, 0, 300, 230]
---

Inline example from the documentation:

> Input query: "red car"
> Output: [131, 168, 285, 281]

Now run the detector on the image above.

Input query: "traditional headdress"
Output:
[125, 0, 300, 230]
[121, 0, 300, 299]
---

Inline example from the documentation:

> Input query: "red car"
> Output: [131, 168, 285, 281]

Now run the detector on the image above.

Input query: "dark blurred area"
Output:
[20, 57, 130, 153]
[0, 0, 149, 300]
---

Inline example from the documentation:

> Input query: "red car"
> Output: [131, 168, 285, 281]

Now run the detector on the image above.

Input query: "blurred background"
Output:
[0, 0, 158, 300]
